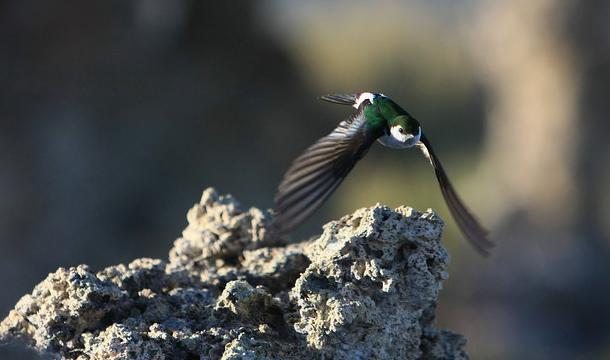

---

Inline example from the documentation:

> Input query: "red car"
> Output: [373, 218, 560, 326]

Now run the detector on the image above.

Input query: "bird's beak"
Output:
[319, 93, 359, 106]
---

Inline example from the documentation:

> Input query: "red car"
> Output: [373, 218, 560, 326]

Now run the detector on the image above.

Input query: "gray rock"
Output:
[0, 187, 469, 359]
[169, 188, 279, 270]
[293, 205, 465, 360]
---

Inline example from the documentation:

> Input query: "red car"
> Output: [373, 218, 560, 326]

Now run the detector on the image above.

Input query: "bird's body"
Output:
[273, 92, 494, 256]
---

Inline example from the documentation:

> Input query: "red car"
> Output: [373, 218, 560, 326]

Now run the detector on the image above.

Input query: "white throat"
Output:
[377, 126, 421, 149]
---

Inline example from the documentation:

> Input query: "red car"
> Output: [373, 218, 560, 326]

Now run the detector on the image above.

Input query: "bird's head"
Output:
[379, 115, 422, 149]
[389, 115, 421, 145]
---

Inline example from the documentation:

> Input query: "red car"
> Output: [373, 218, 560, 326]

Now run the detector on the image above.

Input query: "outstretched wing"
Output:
[417, 133, 495, 256]
[274, 109, 375, 234]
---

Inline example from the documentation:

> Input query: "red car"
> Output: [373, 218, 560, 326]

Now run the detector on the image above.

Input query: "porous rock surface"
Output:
[0, 187, 468, 360]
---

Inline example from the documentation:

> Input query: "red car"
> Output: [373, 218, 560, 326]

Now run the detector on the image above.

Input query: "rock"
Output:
[0, 187, 469, 360]
[0, 264, 124, 356]
[214, 280, 284, 328]
[81, 323, 166, 360]
[169, 188, 279, 270]
[293, 205, 459, 359]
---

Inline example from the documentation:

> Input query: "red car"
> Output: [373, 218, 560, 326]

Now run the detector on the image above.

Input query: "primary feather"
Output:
[274, 102, 374, 234]
[418, 134, 494, 256]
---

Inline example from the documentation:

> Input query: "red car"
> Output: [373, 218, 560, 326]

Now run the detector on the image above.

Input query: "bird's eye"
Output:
[398, 127, 404, 133]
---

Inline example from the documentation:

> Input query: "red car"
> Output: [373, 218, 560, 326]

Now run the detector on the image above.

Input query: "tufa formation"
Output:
[1, 187, 468, 360]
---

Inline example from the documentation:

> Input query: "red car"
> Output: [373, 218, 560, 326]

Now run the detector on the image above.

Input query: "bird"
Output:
[273, 92, 494, 256]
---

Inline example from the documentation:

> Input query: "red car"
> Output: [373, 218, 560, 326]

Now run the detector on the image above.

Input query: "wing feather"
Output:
[418, 134, 495, 256]
[274, 110, 374, 234]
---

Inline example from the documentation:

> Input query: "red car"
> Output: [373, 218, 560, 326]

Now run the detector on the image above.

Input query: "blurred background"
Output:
[1, 0, 610, 359]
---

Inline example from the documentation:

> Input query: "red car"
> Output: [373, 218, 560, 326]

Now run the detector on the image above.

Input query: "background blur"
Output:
[1, 0, 610, 359]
